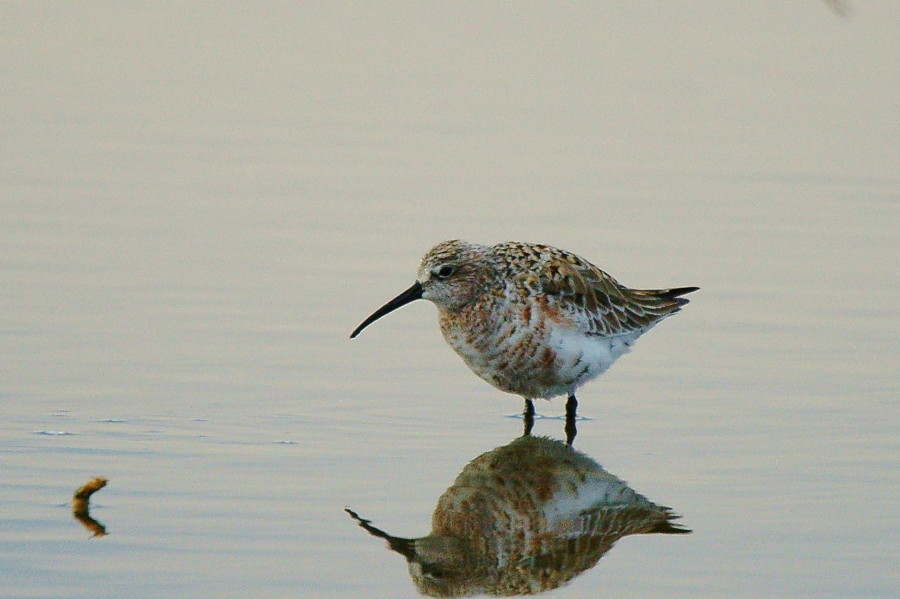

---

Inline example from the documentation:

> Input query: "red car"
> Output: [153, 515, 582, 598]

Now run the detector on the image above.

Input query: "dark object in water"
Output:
[72, 477, 109, 537]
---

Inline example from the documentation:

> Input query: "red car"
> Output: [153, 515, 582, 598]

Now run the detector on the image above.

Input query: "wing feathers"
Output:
[535, 251, 696, 336]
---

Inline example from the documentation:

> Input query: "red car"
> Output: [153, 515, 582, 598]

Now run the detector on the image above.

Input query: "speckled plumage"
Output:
[351, 240, 697, 404]
[347, 435, 689, 596]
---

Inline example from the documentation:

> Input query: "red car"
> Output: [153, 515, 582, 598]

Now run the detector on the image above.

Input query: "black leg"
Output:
[523, 399, 535, 437]
[565, 394, 578, 445]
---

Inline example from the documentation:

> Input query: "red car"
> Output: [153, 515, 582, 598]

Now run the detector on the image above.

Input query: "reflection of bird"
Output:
[351, 240, 697, 440]
[347, 436, 689, 597]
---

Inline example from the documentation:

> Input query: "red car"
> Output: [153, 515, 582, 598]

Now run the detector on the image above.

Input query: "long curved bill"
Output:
[345, 508, 416, 559]
[350, 281, 423, 338]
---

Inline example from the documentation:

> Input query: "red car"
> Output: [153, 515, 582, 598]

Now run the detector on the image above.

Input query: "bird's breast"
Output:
[438, 296, 614, 399]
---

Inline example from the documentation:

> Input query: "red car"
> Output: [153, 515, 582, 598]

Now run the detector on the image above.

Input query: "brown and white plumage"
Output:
[351, 240, 697, 433]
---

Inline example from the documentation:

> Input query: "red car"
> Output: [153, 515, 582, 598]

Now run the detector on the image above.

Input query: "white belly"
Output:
[543, 326, 641, 394]
[442, 314, 644, 399]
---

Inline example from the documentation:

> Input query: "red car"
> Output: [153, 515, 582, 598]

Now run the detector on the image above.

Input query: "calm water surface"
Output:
[2, 3, 897, 598]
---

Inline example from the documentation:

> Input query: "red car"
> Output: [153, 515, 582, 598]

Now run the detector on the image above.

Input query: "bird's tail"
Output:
[648, 513, 692, 534]
[654, 286, 699, 308]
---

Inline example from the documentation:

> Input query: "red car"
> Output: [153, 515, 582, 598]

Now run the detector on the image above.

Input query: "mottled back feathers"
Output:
[492, 241, 697, 337]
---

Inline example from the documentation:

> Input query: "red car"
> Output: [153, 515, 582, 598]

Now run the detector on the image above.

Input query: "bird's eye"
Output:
[422, 564, 445, 579]
[434, 265, 455, 280]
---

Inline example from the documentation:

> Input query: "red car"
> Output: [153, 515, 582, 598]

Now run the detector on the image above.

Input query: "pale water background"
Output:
[2, 3, 898, 598]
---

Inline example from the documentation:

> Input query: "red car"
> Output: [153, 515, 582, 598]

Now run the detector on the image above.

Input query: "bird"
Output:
[351, 240, 697, 439]
[346, 435, 689, 596]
